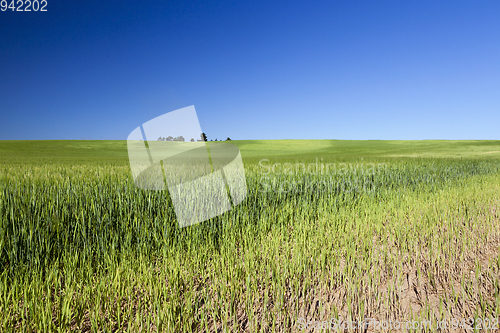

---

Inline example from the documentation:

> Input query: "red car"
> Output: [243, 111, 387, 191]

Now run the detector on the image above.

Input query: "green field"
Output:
[2, 140, 500, 163]
[1, 140, 500, 332]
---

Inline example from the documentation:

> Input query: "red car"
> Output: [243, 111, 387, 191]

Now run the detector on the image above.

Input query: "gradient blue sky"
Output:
[1, 0, 499, 140]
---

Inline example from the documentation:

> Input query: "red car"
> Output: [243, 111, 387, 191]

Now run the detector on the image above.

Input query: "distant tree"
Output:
[215, 138, 217, 141]
[173, 135, 185, 142]
[201, 133, 207, 141]
[226, 137, 231, 141]
[158, 136, 162, 141]
[190, 138, 195, 142]
[166, 136, 173, 141]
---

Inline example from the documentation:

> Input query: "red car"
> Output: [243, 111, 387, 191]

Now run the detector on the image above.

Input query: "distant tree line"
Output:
[203, 133, 232, 141]
[157, 135, 188, 142]
[157, 133, 232, 142]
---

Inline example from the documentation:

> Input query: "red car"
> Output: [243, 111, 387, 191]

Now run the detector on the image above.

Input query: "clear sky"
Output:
[1, 0, 499, 140]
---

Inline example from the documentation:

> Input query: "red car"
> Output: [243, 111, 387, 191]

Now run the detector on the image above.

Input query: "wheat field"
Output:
[1, 140, 500, 332]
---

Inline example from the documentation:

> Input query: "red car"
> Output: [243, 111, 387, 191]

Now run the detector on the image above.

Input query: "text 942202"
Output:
[1, 0, 47, 11]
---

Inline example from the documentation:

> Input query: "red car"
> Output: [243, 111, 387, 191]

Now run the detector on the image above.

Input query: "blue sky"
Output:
[1, 0, 499, 140]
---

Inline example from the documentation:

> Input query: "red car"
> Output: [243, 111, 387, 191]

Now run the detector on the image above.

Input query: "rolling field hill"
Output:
[1, 140, 500, 332]
[1, 139, 500, 163]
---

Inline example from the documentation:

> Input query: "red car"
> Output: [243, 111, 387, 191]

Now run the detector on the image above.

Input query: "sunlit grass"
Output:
[1, 140, 500, 331]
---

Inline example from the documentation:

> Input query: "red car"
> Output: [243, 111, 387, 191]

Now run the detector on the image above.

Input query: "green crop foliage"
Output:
[1, 140, 500, 332]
